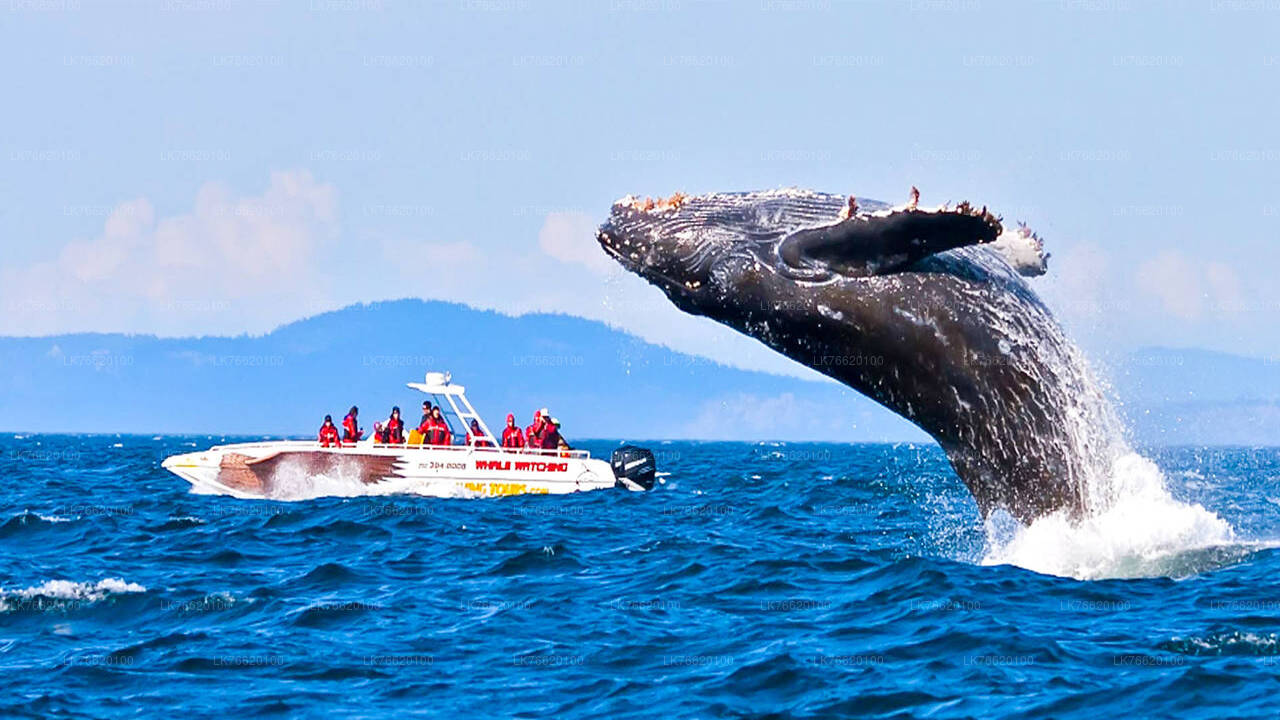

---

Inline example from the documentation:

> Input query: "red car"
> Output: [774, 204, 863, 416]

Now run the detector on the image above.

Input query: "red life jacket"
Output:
[319, 424, 341, 447]
[502, 426, 525, 448]
[427, 418, 450, 446]
[525, 421, 543, 449]
[342, 414, 361, 443]
[386, 417, 405, 444]
[539, 426, 562, 451]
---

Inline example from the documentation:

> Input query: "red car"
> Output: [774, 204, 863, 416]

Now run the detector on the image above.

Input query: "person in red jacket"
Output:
[318, 415, 341, 447]
[501, 413, 525, 449]
[525, 409, 546, 451]
[342, 406, 363, 444]
[418, 400, 433, 435]
[425, 406, 452, 446]
[539, 417, 565, 451]
[466, 419, 494, 447]
[385, 406, 405, 444]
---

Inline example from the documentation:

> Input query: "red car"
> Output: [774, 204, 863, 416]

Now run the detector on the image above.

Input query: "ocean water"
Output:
[3, 435, 1280, 718]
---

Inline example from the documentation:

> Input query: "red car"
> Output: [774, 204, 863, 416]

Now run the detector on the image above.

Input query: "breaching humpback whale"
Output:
[597, 188, 1120, 523]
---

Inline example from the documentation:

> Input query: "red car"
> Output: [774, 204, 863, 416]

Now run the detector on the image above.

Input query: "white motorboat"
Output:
[161, 372, 657, 499]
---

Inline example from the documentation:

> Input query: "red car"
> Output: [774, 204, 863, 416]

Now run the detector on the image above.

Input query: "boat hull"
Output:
[161, 441, 626, 500]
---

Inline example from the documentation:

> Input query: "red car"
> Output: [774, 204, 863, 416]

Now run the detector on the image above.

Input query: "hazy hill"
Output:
[0, 300, 922, 441]
[1107, 347, 1280, 446]
[2, 302, 1276, 445]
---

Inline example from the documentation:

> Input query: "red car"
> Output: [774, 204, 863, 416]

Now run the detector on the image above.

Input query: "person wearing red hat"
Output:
[525, 409, 546, 451]
[501, 413, 525, 449]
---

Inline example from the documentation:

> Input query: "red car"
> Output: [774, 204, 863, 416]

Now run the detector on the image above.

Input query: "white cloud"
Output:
[372, 210, 823, 380]
[34, 171, 1272, 382]
[1136, 250, 1204, 321]
[537, 211, 616, 275]
[1135, 250, 1253, 323]
[1205, 261, 1247, 315]
[1, 171, 339, 336]
[1, 173, 822, 379]
[1041, 241, 1116, 319]
[30, 170, 1273, 381]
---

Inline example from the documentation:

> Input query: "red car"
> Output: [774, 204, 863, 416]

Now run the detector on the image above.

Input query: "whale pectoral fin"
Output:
[778, 207, 1002, 277]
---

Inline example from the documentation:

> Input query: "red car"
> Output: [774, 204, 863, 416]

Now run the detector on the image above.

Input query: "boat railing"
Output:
[210, 440, 591, 460]
[367, 442, 589, 459]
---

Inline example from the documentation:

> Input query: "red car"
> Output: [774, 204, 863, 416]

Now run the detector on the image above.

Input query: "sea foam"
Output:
[982, 452, 1237, 579]
[0, 578, 146, 611]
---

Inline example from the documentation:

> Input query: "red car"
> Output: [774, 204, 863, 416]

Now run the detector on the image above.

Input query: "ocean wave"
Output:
[147, 516, 207, 532]
[0, 511, 74, 536]
[3, 438, 1279, 716]
[1160, 630, 1280, 657]
[0, 578, 146, 613]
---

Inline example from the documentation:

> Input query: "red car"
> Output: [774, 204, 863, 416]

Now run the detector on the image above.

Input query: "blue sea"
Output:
[3, 435, 1279, 718]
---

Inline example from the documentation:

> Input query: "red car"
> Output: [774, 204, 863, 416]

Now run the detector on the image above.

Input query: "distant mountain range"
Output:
[0, 300, 921, 442]
[1106, 347, 1280, 447]
[1, 300, 1275, 445]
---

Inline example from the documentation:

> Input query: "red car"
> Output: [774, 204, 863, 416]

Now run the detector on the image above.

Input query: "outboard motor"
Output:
[611, 445, 657, 491]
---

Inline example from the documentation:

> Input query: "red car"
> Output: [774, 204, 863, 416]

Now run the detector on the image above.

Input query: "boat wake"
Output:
[264, 455, 399, 501]
[190, 458, 443, 502]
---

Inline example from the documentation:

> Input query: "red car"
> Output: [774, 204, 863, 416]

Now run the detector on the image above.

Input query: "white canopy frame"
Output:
[406, 371, 497, 446]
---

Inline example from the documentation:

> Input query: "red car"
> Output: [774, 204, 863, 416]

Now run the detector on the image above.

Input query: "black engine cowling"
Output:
[611, 445, 657, 490]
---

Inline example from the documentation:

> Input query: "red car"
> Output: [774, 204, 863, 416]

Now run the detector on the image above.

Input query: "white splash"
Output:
[261, 455, 440, 501]
[265, 457, 381, 500]
[0, 578, 146, 611]
[167, 515, 205, 525]
[982, 453, 1236, 579]
[952, 244, 1240, 581]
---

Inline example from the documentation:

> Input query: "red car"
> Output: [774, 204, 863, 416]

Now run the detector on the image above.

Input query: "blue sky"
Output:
[2, 0, 1277, 378]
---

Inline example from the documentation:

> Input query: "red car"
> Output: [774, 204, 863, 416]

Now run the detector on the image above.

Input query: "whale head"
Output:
[597, 188, 1005, 322]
